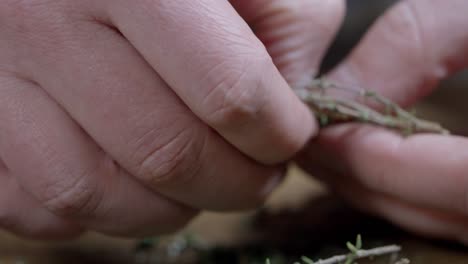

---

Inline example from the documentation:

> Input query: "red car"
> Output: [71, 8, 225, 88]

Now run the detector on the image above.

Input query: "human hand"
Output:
[0, 0, 318, 238]
[292, 0, 468, 243]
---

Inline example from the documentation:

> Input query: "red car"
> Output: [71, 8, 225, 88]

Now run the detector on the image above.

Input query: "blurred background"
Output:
[1, 1, 467, 263]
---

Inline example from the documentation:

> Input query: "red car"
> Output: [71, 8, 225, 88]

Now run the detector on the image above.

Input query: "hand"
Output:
[292, 0, 468, 243]
[0, 0, 318, 238]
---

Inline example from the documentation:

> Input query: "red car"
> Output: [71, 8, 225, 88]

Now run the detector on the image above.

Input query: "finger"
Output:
[229, 0, 345, 85]
[303, 124, 468, 217]
[329, 0, 468, 105]
[103, 0, 317, 164]
[299, 0, 468, 220]
[298, 160, 468, 243]
[0, 75, 195, 236]
[19, 18, 282, 210]
[340, 181, 468, 243]
[0, 162, 81, 239]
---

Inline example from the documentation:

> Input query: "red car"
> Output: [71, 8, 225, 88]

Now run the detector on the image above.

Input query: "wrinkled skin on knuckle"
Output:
[37, 165, 104, 217]
[203, 55, 270, 130]
[130, 125, 203, 189]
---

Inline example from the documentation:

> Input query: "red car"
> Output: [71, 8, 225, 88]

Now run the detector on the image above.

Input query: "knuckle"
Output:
[130, 125, 202, 188]
[203, 55, 271, 129]
[39, 163, 105, 217]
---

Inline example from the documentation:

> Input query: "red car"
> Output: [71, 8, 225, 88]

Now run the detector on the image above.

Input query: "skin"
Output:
[0, 0, 317, 238]
[293, 0, 468, 244]
[0, 0, 467, 244]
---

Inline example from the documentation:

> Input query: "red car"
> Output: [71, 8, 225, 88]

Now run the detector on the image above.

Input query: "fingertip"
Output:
[281, 89, 319, 158]
[253, 66, 319, 164]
